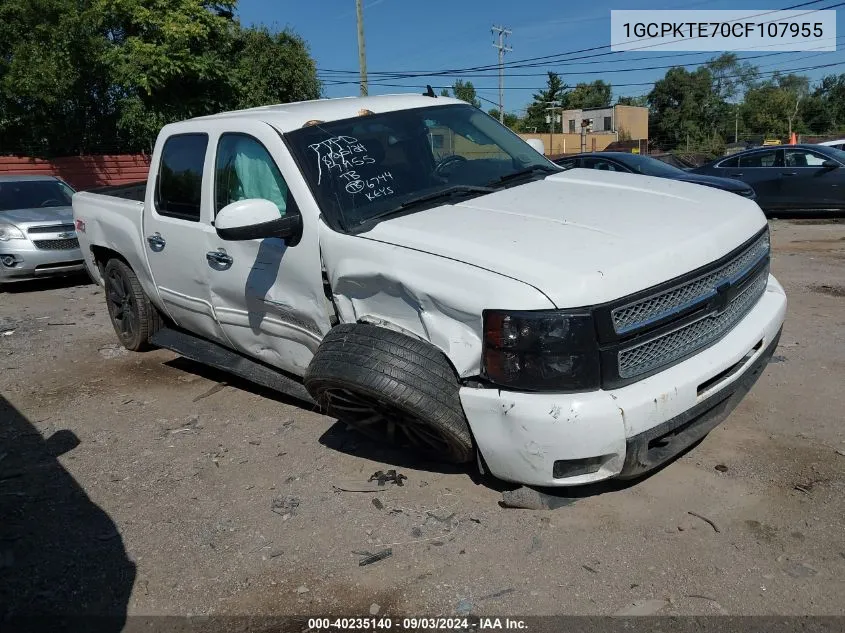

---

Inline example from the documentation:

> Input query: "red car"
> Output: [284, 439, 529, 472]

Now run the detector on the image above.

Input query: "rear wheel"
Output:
[304, 323, 474, 464]
[103, 259, 162, 351]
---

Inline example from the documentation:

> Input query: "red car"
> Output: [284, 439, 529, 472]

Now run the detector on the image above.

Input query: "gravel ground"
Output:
[1, 218, 844, 619]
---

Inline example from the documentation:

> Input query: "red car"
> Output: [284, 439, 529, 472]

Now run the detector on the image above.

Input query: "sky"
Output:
[236, 0, 845, 114]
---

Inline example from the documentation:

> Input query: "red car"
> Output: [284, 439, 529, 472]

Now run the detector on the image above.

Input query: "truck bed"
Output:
[72, 189, 157, 301]
[86, 181, 147, 202]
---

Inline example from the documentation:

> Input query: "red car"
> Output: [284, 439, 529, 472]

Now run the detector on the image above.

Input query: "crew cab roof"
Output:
[189, 94, 464, 133]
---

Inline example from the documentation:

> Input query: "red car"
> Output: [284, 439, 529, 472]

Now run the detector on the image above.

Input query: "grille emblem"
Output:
[712, 280, 732, 313]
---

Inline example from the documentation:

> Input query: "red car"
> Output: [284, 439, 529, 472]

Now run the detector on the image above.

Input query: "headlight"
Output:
[0, 223, 26, 241]
[482, 310, 600, 392]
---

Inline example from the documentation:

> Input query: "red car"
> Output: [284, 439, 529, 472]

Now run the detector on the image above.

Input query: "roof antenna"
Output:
[423, 85, 436, 98]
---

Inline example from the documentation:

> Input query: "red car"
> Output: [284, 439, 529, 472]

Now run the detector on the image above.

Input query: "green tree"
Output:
[451, 80, 480, 108]
[523, 72, 568, 133]
[566, 80, 611, 109]
[741, 73, 810, 138]
[705, 52, 759, 102]
[439, 88, 451, 97]
[487, 108, 519, 129]
[231, 26, 321, 110]
[616, 95, 648, 107]
[648, 66, 723, 150]
[0, 0, 321, 157]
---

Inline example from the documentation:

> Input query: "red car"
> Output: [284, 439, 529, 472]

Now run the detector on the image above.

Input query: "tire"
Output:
[304, 323, 474, 464]
[103, 258, 162, 352]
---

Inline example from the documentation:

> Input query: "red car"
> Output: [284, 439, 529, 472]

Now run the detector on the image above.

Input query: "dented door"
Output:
[204, 123, 329, 377]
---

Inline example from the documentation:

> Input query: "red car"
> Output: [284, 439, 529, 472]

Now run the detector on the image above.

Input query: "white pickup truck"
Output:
[73, 94, 786, 487]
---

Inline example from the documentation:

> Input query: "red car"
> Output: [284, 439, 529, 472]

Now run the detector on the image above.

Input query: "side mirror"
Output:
[525, 138, 546, 155]
[215, 199, 302, 244]
[821, 159, 839, 170]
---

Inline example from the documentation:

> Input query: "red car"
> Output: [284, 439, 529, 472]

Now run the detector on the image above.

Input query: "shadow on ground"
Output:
[0, 273, 92, 294]
[0, 396, 135, 630]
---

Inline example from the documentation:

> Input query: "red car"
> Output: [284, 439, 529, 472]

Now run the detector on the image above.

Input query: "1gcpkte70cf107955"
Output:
[71, 94, 786, 487]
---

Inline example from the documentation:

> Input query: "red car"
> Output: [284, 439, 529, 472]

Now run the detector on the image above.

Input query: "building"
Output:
[560, 105, 648, 139]
[518, 104, 648, 156]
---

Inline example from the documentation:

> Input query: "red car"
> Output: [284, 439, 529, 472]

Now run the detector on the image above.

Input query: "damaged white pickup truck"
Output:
[73, 94, 786, 486]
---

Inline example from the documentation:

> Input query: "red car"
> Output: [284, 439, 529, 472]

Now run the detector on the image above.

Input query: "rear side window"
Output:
[739, 150, 781, 168]
[156, 134, 209, 221]
[717, 156, 739, 168]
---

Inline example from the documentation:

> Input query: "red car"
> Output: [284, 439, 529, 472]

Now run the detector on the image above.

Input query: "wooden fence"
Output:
[0, 154, 151, 191]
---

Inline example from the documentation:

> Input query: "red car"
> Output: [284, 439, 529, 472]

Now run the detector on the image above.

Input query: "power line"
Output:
[326, 58, 845, 93]
[319, 40, 845, 90]
[318, 0, 837, 78]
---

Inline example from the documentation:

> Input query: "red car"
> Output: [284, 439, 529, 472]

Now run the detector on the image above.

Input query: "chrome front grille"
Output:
[611, 231, 770, 335]
[33, 238, 79, 251]
[27, 223, 75, 234]
[617, 264, 769, 378]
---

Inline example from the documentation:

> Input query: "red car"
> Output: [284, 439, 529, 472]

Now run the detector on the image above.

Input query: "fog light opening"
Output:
[1, 255, 17, 267]
[552, 455, 613, 479]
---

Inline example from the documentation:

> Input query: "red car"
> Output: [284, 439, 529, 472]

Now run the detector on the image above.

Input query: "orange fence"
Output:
[0, 154, 151, 191]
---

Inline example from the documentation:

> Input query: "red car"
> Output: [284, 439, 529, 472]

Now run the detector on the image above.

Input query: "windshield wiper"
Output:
[359, 185, 494, 225]
[488, 165, 559, 188]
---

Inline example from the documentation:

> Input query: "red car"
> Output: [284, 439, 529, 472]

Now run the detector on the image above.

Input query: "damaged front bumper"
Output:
[459, 274, 787, 487]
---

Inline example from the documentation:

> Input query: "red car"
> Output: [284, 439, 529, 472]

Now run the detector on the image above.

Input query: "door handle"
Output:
[206, 249, 233, 269]
[781, 171, 798, 176]
[146, 232, 165, 251]
[728, 172, 743, 177]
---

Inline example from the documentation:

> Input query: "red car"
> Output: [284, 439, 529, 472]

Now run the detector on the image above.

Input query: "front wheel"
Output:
[304, 323, 474, 464]
[103, 259, 162, 351]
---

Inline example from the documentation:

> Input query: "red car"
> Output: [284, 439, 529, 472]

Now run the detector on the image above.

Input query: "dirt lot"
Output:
[1, 219, 844, 619]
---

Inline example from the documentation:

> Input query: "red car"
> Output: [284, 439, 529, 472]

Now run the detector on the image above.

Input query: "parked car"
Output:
[554, 152, 757, 199]
[817, 138, 845, 151]
[0, 175, 85, 284]
[692, 144, 845, 215]
[72, 94, 786, 487]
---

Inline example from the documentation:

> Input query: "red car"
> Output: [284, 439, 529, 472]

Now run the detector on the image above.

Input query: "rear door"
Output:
[782, 148, 845, 210]
[712, 149, 784, 210]
[143, 133, 228, 343]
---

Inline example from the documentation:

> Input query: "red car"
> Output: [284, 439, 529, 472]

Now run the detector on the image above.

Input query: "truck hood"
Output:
[360, 169, 767, 308]
[0, 206, 73, 225]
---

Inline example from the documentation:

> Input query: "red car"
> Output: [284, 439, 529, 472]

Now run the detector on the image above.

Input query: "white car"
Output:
[72, 94, 786, 487]
[817, 139, 845, 151]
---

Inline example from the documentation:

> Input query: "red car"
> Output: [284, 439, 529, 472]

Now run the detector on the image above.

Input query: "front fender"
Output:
[318, 224, 555, 377]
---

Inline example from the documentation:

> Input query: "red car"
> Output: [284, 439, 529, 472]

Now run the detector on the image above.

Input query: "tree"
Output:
[807, 74, 845, 131]
[0, 0, 322, 157]
[522, 72, 568, 133]
[439, 88, 451, 97]
[231, 27, 321, 110]
[566, 80, 611, 109]
[705, 53, 758, 103]
[741, 73, 810, 138]
[616, 95, 648, 107]
[648, 66, 723, 150]
[487, 108, 519, 129]
[451, 80, 480, 108]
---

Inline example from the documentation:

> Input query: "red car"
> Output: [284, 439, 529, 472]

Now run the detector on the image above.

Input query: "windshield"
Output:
[0, 179, 75, 212]
[285, 103, 557, 229]
[615, 153, 686, 177]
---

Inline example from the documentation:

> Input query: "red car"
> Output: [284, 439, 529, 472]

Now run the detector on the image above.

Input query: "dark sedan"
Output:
[554, 152, 757, 199]
[691, 144, 845, 215]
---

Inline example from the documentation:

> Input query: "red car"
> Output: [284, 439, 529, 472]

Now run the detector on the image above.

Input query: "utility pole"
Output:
[735, 110, 738, 143]
[491, 25, 512, 124]
[545, 102, 561, 156]
[356, 0, 368, 96]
